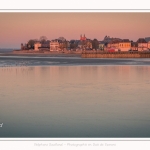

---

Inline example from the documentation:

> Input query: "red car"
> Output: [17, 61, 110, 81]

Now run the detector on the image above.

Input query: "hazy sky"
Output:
[0, 12, 150, 48]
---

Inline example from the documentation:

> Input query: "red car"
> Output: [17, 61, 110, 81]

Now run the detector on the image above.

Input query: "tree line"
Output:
[26, 36, 100, 50]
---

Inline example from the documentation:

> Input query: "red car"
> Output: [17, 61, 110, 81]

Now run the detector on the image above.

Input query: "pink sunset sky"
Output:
[0, 12, 150, 48]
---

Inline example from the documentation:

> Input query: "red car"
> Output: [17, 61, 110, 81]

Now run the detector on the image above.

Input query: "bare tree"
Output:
[40, 36, 47, 43]
[92, 39, 99, 50]
[58, 37, 66, 42]
[27, 39, 37, 49]
[59, 40, 68, 51]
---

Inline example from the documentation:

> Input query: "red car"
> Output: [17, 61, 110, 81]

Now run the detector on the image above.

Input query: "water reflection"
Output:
[0, 66, 150, 137]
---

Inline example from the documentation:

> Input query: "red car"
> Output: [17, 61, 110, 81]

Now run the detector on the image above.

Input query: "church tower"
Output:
[80, 34, 86, 41]
[80, 34, 82, 40]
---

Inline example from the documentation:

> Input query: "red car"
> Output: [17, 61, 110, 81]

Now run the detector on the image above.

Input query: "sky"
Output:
[0, 12, 150, 48]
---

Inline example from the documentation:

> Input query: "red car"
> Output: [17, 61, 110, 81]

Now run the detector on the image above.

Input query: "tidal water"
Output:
[0, 58, 150, 137]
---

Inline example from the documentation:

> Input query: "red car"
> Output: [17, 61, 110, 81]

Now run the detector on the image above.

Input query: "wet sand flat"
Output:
[1, 52, 150, 66]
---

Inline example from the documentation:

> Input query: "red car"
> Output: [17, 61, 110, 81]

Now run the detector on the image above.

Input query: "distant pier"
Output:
[81, 51, 150, 58]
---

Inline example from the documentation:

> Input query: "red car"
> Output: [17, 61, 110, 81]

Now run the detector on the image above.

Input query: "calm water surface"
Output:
[0, 65, 150, 137]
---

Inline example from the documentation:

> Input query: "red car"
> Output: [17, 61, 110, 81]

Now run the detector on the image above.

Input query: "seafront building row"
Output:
[21, 35, 150, 52]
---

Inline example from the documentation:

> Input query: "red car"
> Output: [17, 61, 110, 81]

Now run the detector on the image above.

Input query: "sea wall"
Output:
[81, 51, 150, 58]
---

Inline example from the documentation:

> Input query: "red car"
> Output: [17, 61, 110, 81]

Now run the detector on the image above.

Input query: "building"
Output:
[118, 39, 131, 51]
[79, 34, 86, 50]
[34, 42, 41, 51]
[66, 40, 70, 50]
[137, 38, 148, 51]
[70, 40, 79, 50]
[85, 39, 92, 50]
[99, 41, 105, 50]
[80, 34, 86, 41]
[145, 37, 150, 50]
[41, 40, 50, 48]
[103, 35, 112, 44]
[34, 41, 50, 51]
[145, 37, 150, 42]
[148, 41, 150, 49]
[107, 38, 121, 51]
[59, 40, 69, 51]
[21, 43, 24, 50]
[131, 42, 138, 51]
[50, 40, 60, 51]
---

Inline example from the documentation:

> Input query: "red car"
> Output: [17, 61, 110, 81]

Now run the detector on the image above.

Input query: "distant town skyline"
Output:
[0, 12, 150, 48]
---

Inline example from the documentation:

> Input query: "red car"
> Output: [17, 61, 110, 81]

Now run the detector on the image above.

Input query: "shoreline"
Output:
[1, 50, 150, 59]
[0, 51, 81, 57]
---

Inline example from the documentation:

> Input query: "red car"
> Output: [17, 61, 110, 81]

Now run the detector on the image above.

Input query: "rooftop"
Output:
[137, 38, 147, 43]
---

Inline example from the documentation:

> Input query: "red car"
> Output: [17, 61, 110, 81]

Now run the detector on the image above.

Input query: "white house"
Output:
[118, 39, 131, 51]
[107, 39, 121, 51]
[50, 40, 60, 51]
